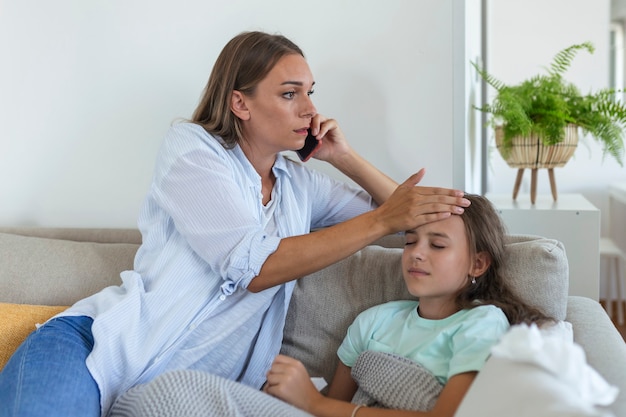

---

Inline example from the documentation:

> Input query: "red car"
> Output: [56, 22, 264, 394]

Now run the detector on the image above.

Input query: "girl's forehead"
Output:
[415, 215, 466, 236]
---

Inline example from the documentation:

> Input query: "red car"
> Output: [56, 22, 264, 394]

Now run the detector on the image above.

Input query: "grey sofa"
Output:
[0, 227, 625, 416]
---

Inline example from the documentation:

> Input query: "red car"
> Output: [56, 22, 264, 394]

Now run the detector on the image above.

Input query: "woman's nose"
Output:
[300, 96, 317, 119]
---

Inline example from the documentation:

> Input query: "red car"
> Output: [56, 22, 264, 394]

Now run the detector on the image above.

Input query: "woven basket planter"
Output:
[495, 124, 579, 169]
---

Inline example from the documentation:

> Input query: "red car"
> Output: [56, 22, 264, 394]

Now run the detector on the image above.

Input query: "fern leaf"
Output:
[471, 61, 505, 91]
[548, 42, 594, 77]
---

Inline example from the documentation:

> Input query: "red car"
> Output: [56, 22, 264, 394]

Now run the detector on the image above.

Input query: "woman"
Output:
[0, 31, 469, 417]
[265, 194, 553, 417]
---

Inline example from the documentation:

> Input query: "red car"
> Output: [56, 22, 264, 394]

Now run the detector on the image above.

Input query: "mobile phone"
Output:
[296, 129, 321, 162]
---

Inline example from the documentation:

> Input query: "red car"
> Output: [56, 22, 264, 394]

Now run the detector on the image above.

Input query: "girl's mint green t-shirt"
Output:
[337, 300, 510, 384]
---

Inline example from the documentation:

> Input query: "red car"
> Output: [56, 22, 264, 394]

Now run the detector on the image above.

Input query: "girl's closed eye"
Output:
[404, 231, 417, 246]
[431, 241, 446, 249]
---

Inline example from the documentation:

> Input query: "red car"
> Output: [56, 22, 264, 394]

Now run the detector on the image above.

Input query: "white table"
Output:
[486, 193, 600, 300]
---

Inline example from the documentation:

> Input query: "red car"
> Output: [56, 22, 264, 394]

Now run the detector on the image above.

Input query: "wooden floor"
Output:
[616, 323, 626, 341]
[601, 300, 626, 341]
[613, 317, 626, 342]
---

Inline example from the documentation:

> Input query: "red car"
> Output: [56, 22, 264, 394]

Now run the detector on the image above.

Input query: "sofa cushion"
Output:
[0, 303, 68, 370]
[281, 234, 568, 385]
[0, 232, 138, 305]
[503, 235, 568, 320]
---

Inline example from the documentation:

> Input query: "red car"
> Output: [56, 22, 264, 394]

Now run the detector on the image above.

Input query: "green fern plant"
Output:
[473, 42, 626, 166]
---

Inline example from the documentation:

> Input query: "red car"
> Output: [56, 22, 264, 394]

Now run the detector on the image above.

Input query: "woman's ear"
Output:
[470, 251, 491, 278]
[230, 90, 250, 120]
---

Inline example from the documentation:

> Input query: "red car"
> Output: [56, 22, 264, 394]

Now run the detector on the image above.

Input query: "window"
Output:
[610, 22, 624, 101]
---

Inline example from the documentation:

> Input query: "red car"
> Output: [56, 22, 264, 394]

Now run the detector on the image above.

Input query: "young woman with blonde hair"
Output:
[0, 31, 469, 417]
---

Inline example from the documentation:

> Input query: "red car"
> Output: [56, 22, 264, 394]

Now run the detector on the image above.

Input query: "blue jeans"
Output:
[0, 316, 100, 417]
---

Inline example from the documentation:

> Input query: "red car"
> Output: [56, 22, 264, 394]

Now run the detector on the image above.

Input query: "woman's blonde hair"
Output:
[192, 31, 304, 148]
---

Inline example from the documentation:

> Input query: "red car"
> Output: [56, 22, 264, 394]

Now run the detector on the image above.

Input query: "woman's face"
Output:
[402, 215, 474, 303]
[236, 53, 317, 156]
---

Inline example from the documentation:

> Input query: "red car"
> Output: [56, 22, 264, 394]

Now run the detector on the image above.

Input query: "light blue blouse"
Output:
[58, 122, 375, 415]
[337, 300, 510, 385]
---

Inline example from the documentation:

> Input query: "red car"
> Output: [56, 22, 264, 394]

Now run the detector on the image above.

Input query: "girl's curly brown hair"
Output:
[455, 194, 554, 326]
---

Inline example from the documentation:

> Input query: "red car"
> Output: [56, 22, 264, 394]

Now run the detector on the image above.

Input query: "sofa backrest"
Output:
[281, 234, 569, 385]
[0, 230, 140, 305]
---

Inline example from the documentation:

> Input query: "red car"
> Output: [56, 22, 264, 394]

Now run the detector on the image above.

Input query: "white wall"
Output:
[486, 0, 626, 236]
[0, 0, 475, 228]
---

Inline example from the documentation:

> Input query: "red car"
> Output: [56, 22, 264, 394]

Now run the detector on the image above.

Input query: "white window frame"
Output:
[610, 22, 624, 100]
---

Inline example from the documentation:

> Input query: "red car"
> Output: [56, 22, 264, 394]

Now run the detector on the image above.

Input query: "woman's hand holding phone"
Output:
[296, 129, 321, 162]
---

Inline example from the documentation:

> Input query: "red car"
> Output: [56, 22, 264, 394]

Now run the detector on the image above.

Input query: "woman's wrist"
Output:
[328, 147, 363, 178]
[330, 150, 398, 205]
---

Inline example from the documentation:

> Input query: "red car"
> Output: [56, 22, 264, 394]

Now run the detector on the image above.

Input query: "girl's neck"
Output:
[417, 299, 460, 320]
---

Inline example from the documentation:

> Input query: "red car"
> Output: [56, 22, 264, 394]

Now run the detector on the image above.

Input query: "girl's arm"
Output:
[326, 361, 357, 401]
[265, 355, 476, 417]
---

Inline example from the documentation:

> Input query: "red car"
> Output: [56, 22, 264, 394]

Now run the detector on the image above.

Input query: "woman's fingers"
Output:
[377, 173, 471, 232]
[399, 171, 468, 199]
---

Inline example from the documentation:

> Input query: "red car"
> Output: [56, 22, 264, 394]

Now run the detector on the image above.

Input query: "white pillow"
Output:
[454, 324, 618, 417]
[455, 358, 615, 417]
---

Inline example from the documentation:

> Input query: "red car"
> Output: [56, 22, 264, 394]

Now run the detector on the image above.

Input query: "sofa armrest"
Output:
[566, 295, 626, 416]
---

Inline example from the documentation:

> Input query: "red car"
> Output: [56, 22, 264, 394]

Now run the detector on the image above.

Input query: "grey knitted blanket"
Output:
[108, 370, 313, 417]
[351, 350, 443, 411]
[109, 352, 442, 416]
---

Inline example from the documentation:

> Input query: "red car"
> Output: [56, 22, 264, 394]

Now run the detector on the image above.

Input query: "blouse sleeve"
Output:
[149, 124, 281, 291]
[146, 123, 376, 292]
